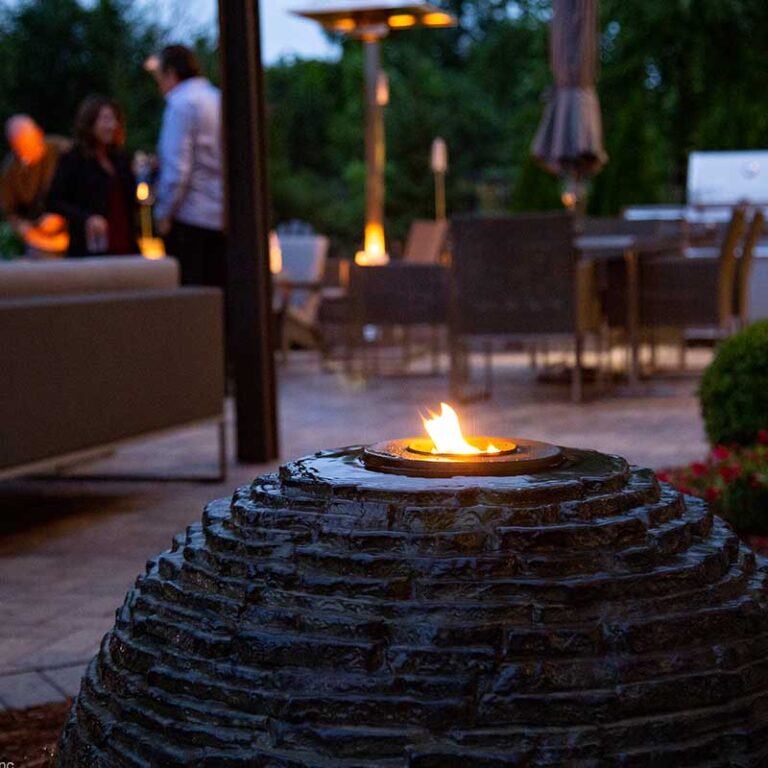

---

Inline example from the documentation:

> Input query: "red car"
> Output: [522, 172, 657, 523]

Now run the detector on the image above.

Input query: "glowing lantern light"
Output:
[388, 13, 416, 28]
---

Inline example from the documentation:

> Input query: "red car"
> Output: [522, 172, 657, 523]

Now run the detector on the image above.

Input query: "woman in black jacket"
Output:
[49, 95, 139, 257]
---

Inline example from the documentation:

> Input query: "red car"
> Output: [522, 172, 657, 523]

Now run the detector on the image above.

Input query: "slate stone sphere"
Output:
[58, 446, 768, 766]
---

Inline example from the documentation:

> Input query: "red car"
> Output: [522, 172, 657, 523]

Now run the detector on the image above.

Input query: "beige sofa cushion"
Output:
[0, 256, 179, 299]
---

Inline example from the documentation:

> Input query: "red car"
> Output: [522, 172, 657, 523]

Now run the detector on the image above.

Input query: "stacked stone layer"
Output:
[58, 447, 768, 766]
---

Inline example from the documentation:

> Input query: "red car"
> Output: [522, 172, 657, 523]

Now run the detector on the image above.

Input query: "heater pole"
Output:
[434, 171, 446, 220]
[218, 0, 279, 463]
[363, 37, 386, 248]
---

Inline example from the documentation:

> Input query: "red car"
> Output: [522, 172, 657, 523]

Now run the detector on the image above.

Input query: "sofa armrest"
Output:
[0, 287, 224, 473]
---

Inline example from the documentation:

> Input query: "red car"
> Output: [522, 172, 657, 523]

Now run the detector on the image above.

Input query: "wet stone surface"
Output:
[58, 446, 768, 766]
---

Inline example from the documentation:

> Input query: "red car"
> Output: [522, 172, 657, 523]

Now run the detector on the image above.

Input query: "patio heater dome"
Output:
[293, 1, 456, 37]
[58, 406, 768, 766]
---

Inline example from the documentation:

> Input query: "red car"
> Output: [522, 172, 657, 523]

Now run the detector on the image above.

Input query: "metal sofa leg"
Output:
[28, 417, 229, 484]
[572, 334, 584, 403]
[483, 339, 493, 399]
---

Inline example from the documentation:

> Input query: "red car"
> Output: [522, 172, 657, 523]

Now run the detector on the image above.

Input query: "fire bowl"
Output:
[58, 445, 768, 767]
[364, 437, 562, 476]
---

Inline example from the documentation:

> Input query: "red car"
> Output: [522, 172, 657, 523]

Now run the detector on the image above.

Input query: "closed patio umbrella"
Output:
[532, 0, 607, 207]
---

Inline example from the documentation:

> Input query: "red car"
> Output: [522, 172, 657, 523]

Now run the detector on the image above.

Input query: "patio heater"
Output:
[293, 1, 457, 265]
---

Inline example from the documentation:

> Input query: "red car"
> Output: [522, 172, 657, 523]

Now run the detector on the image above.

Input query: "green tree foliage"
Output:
[266, 0, 768, 246]
[0, 0, 169, 153]
[2, 0, 767, 251]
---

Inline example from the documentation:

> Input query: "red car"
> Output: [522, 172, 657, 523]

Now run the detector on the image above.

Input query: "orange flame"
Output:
[355, 222, 389, 266]
[422, 403, 499, 455]
[269, 230, 283, 274]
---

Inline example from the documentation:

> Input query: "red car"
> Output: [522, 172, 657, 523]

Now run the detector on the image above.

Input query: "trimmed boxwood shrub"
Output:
[700, 320, 768, 446]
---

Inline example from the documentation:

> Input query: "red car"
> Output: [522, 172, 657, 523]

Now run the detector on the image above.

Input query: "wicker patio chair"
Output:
[403, 219, 450, 265]
[345, 262, 449, 376]
[735, 209, 765, 329]
[449, 213, 590, 402]
[635, 206, 747, 351]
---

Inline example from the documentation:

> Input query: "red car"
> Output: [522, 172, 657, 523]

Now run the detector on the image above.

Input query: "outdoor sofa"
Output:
[0, 256, 225, 481]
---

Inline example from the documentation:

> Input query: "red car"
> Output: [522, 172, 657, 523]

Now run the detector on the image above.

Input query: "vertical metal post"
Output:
[434, 171, 446, 220]
[218, 0, 279, 462]
[363, 37, 385, 246]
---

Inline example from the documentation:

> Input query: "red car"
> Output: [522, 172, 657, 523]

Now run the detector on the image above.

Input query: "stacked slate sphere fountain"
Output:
[59, 423, 768, 766]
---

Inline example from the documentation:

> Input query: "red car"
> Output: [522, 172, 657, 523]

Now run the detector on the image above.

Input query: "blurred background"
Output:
[1, 0, 767, 253]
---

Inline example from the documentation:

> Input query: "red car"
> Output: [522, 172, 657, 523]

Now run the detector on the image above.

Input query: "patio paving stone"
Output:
[0, 671, 64, 710]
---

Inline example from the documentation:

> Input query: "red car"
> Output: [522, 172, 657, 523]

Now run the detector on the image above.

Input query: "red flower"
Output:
[719, 465, 742, 483]
[690, 462, 707, 478]
[712, 445, 730, 461]
[758, 429, 768, 445]
[656, 471, 670, 483]
[706, 486, 722, 502]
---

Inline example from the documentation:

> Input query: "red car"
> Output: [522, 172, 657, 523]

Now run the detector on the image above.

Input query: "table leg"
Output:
[625, 248, 640, 388]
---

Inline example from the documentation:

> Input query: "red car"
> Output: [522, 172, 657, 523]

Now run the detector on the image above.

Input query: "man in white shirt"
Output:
[152, 45, 226, 289]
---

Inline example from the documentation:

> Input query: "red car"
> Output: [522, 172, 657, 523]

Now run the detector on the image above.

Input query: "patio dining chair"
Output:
[449, 213, 591, 402]
[403, 219, 450, 265]
[635, 205, 747, 354]
[345, 262, 449, 376]
[735, 209, 765, 329]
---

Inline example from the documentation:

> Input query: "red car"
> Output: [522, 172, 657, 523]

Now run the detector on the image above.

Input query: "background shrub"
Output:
[700, 321, 768, 446]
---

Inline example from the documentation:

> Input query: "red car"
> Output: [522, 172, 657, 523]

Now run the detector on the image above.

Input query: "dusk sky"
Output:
[154, 0, 340, 63]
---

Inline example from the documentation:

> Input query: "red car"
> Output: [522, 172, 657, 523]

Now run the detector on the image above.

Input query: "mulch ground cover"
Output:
[0, 700, 70, 767]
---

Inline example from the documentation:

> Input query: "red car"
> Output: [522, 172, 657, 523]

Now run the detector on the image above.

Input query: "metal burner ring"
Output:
[362, 438, 563, 477]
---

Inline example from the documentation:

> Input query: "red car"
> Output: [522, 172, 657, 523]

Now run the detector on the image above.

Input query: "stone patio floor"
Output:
[0, 348, 713, 710]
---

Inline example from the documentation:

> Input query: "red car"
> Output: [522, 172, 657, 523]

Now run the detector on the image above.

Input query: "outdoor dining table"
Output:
[575, 232, 693, 387]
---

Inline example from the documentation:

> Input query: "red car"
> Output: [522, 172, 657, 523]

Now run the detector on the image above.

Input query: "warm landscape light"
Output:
[139, 237, 166, 260]
[136, 182, 150, 202]
[332, 16, 356, 31]
[388, 13, 416, 28]
[422, 11, 454, 26]
[355, 221, 389, 266]
[269, 230, 283, 274]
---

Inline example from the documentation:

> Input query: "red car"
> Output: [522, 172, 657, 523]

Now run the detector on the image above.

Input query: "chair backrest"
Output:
[716, 206, 747, 327]
[736, 209, 764, 325]
[637, 206, 746, 332]
[278, 234, 329, 319]
[350, 263, 448, 326]
[450, 213, 577, 336]
[403, 219, 449, 265]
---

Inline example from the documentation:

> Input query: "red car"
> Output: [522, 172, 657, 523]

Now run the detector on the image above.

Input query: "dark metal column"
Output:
[218, 0, 279, 462]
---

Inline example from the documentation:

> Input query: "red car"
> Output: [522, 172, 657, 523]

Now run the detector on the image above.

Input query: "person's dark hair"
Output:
[159, 44, 202, 82]
[73, 94, 125, 156]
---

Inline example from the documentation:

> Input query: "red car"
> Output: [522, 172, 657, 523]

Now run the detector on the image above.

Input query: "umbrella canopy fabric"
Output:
[532, 0, 607, 178]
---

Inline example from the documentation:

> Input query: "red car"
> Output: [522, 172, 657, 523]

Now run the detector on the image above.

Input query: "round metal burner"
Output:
[363, 437, 563, 477]
[405, 437, 518, 457]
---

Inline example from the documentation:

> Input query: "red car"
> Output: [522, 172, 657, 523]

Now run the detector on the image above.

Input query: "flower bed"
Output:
[657, 431, 768, 546]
